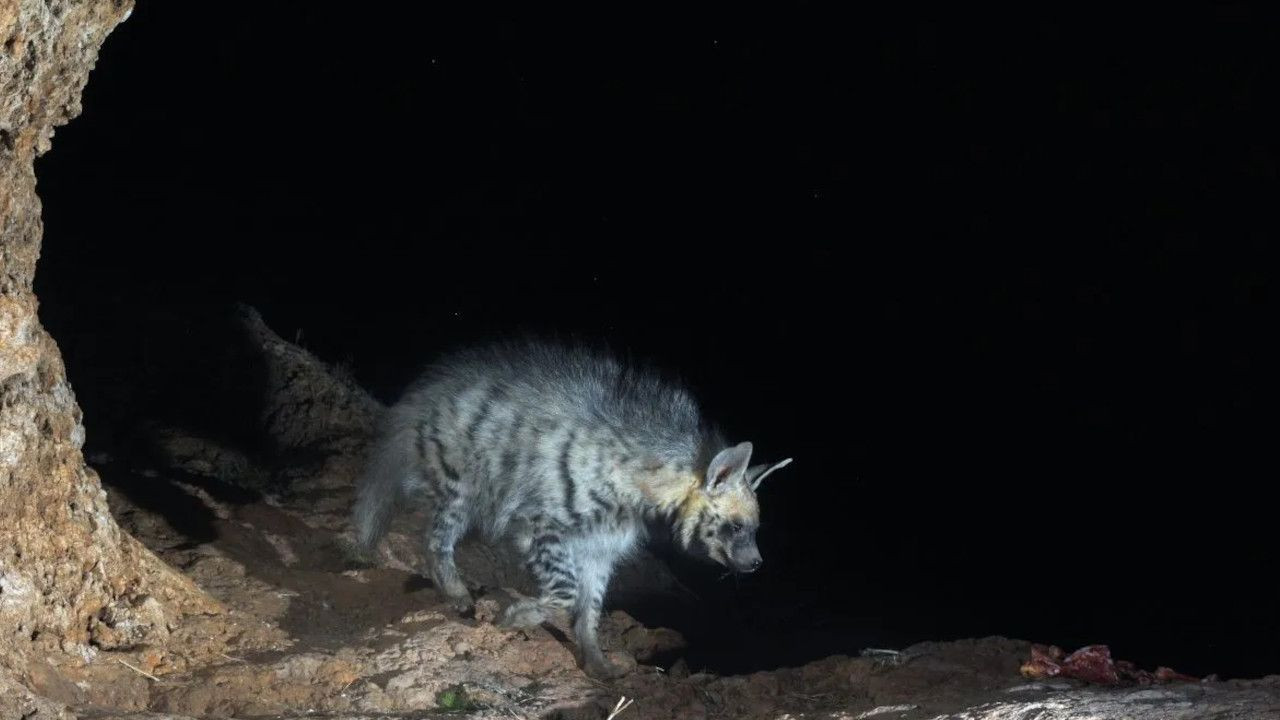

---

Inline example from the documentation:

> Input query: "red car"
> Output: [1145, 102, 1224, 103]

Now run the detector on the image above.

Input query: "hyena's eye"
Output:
[721, 521, 744, 536]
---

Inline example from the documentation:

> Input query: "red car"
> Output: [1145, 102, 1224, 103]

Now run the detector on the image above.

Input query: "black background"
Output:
[33, 4, 1276, 678]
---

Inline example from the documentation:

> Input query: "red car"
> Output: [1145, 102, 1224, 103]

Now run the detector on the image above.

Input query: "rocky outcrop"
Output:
[930, 682, 1280, 720]
[0, 0, 247, 702]
[234, 303, 383, 461]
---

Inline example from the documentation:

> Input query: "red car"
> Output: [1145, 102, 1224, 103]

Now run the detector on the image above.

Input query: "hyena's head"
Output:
[678, 441, 792, 574]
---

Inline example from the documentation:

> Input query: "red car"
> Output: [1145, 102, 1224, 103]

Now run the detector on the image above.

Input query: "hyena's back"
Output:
[351, 341, 709, 553]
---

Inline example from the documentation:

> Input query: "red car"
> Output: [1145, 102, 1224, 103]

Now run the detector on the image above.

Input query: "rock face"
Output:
[0, 0, 225, 694]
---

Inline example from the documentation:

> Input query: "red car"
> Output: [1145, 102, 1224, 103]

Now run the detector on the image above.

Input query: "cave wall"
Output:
[0, 0, 216, 691]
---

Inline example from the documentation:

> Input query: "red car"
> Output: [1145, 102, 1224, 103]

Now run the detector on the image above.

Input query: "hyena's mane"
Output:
[415, 337, 724, 467]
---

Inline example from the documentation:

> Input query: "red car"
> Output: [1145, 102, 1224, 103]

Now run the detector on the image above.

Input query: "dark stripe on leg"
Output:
[429, 436, 460, 481]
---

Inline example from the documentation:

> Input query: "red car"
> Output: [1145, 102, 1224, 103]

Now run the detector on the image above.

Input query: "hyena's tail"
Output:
[351, 414, 417, 553]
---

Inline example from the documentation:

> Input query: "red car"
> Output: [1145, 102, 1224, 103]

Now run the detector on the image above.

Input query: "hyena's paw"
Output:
[442, 591, 475, 615]
[337, 538, 376, 569]
[583, 655, 628, 681]
[497, 599, 549, 629]
[429, 572, 474, 615]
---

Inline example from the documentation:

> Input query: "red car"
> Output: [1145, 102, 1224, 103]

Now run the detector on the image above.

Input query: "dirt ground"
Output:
[20, 422, 1265, 720]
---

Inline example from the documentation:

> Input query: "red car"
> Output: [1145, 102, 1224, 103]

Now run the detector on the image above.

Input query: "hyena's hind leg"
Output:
[425, 493, 474, 613]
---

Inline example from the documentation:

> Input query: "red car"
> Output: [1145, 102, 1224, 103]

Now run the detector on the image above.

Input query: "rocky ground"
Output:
[14, 307, 1277, 720]
[62, 430, 1280, 720]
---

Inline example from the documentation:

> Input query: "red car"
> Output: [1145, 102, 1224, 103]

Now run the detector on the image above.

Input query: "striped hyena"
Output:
[351, 341, 792, 679]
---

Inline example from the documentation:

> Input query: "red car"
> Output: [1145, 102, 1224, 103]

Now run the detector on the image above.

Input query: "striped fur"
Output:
[351, 340, 791, 679]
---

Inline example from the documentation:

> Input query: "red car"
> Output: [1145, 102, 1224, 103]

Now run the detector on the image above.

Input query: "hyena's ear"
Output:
[704, 441, 754, 494]
[746, 457, 793, 491]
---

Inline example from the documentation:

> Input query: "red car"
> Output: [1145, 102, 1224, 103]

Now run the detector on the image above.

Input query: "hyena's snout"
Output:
[730, 541, 763, 573]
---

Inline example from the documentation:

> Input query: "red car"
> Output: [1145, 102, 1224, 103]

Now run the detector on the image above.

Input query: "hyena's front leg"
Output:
[499, 527, 576, 629]
[572, 550, 624, 680]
